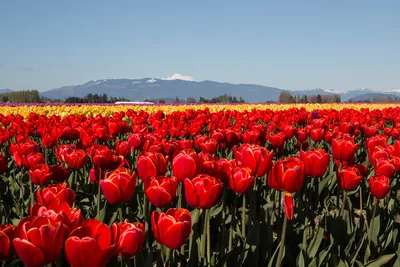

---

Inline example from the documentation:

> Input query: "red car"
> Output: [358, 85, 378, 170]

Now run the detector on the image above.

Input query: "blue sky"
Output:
[1, 0, 399, 92]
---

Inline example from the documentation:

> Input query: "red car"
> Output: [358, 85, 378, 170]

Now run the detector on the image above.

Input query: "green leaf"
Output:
[307, 225, 324, 259]
[372, 214, 380, 247]
[308, 244, 332, 267]
[209, 201, 223, 218]
[297, 250, 306, 267]
[365, 254, 396, 267]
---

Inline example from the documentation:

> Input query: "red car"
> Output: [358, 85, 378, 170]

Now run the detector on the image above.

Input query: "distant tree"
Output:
[317, 94, 322, 103]
[186, 97, 197, 103]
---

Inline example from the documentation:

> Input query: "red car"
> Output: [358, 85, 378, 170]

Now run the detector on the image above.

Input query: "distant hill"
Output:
[0, 89, 12, 94]
[348, 93, 400, 102]
[3, 75, 398, 103]
[40, 78, 283, 102]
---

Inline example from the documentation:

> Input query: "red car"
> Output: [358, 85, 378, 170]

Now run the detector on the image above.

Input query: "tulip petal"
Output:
[162, 221, 191, 249]
[146, 187, 172, 207]
[101, 180, 121, 205]
[13, 238, 45, 267]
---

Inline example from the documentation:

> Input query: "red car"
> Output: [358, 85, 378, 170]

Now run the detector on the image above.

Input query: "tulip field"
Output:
[1, 103, 400, 267]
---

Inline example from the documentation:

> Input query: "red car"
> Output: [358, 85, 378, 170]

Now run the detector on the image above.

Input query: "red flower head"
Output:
[172, 149, 202, 183]
[29, 164, 53, 185]
[332, 135, 359, 167]
[30, 198, 82, 233]
[128, 133, 144, 150]
[151, 208, 192, 249]
[26, 152, 45, 170]
[13, 216, 64, 267]
[55, 144, 75, 163]
[337, 167, 363, 191]
[369, 175, 390, 199]
[374, 159, 396, 179]
[310, 128, 325, 142]
[137, 152, 168, 183]
[228, 167, 255, 194]
[144, 176, 178, 208]
[267, 132, 287, 152]
[49, 164, 70, 182]
[268, 157, 305, 193]
[115, 141, 131, 157]
[184, 174, 223, 209]
[300, 149, 330, 178]
[268, 157, 305, 220]
[111, 220, 145, 259]
[0, 224, 15, 260]
[234, 144, 274, 177]
[36, 183, 75, 207]
[64, 149, 88, 169]
[91, 146, 122, 171]
[65, 219, 120, 267]
[100, 168, 136, 205]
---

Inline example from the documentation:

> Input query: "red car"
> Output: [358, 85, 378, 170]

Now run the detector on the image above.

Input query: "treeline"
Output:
[65, 93, 130, 103]
[0, 90, 42, 103]
[279, 91, 341, 103]
[145, 94, 246, 104]
[348, 95, 400, 103]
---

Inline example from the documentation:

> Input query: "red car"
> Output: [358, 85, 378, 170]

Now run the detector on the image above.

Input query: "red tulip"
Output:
[228, 167, 255, 194]
[0, 152, 7, 175]
[115, 141, 131, 157]
[55, 144, 75, 163]
[267, 132, 287, 152]
[64, 149, 88, 169]
[89, 167, 105, 183]
[374, 159, 396, 179]
[310, 128, 324, 142]
[26, 152, 45, 170]
[111, 220, 145, 258]
[369, 175, 390, 199]
[300, 149, 330, 178]
[172, 149, 201, 182]
[234, 144, 274, 177]
[145, 176, 178, 207]
[30, 198, 82, 233]
[0, 224, 15, 260]
[337, 167, 363, 191]
[65, 219, 120, 267]
[137, 152, 168, 183]
[184, 174, 223, 209]
[91, 145, 121, 171]
[151, 208, 192, 249]
[49, 164, 70, 182]
[100, 168, 136, 204]
[36, 183, 75, 207]
[29, 164, 53, 185]
[200, 139, 218, 154]
[332, 135, 359, 167]
[13, 216, 64, 267]
[127, 133, 143, 150]
[268, 157, 305, 193]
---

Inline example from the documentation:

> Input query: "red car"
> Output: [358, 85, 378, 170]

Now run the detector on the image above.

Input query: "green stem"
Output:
[44, 148, 48, 165]
[277, 215, 288, 267]
[242, 194, 246, 237]
[340, 191, 348, 220]
[207, 209, 211, 265]
[97, 168, 102, 219]
[368, 197, 378, 243]
[119, 206, 124, 222]
[228, 195, 238, 251]
[201, 209, 208, 263]
[221, 185, 227, 258]
[29, 178, 35, 206]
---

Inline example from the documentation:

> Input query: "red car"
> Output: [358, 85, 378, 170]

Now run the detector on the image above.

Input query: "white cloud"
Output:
[162, 73, 194, 81]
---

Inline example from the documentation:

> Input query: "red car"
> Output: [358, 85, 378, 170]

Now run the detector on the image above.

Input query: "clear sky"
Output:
[1, 0, 399, 92]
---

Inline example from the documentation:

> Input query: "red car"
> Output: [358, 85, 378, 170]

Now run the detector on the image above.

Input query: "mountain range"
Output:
[3, 74, 400, 102]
